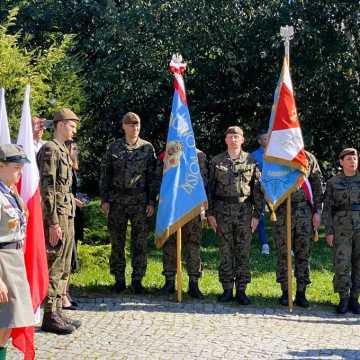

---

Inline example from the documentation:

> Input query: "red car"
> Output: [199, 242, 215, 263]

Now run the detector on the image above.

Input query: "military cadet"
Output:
[207, 126, 263, 304]
[100, 112, 157, 294]
[274, 151, 323, 308]
[38, 108, 81, 334]
[161, 149, 208, 299]
[0, 145, 34, 360]
[323, 148, 360, 314]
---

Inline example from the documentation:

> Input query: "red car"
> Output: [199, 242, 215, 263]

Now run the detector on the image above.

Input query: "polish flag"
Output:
[265, 58, 308, 174]
[12, 85, 49, 360]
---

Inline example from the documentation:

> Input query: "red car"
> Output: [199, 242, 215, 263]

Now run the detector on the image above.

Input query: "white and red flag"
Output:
[0, 88, 11, 144]
[12, 85, 49, 360]
[261, 58, 309, 211]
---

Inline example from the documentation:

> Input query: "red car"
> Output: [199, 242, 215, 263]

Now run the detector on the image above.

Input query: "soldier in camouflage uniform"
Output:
[207, 126, 263, 304]
[100, 112, 157, 294]
[38, 108, 81, 335]
[160, 149, 208, 299]
[323, 148, 360, 314]
[273, 151, 323, 308]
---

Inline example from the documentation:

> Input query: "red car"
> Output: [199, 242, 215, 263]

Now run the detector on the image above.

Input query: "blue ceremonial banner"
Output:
[261, 161, 302, 211]
[155, 58, 207, 248]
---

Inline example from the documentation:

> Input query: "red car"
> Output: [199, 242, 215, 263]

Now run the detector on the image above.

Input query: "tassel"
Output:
[313, 230, 319, 242]
[270, 210, 277, 222]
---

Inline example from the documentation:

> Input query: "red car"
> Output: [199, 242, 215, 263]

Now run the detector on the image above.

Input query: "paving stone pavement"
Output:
[7, 296, 360, 360]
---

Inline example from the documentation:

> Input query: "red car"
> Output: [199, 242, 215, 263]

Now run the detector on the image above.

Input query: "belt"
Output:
[119, 188, 146, 195]
[334, 204, 360, 212]
[215, 195, 249, 204]
[0, 241, 23, 250]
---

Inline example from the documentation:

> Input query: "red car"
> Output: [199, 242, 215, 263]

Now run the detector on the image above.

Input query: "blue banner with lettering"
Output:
[155, 88, 208, 248]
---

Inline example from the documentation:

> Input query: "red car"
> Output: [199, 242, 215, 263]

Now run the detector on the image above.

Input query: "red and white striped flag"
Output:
[12, 85, 49, 360]
[0, 88, 11, 144]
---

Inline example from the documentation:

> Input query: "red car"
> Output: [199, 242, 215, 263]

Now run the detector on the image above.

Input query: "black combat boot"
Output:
[113, 278, 126, 294]
[57, 310, 82, 329]
[349, 296, 360, 314]
[188, 279, 204, 299]
[41, 312, 75, 335]
[218, 289, 233, 302]
[160, 279, 175, 294]
[132, 279, 147, 294]
[279, 290, 289, 306]
[294, 290, 309, 308]
[336, 297, 349, 314]
[235, 289, 251, 305]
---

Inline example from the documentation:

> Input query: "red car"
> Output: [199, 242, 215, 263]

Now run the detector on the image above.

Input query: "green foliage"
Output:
[0, 7, 86, 138]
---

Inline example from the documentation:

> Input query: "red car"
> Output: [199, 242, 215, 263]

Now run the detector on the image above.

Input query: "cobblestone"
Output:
[7, 296, 360, 359]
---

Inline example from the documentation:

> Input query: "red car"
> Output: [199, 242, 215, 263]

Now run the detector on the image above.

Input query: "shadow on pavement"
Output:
[285, 348, 360, 360]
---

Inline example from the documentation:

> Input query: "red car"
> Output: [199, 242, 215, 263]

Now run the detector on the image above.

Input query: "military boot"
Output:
[235, 289, 251, 305]
[113, 278, 126, 294]
[41, 312, 75, 335]
[188, 279, 204, 299]
[336, 297, 349, 314]
[294, 290, 309, 308]
[0, 347, 6, 360]
[57, 310, 82, 329]
[132, 279, 147, 294]
[349, 296, 360, 314]
[279, 290, 289, 306]
[218, 289, 233, 302]
[160, 279, 175, 294]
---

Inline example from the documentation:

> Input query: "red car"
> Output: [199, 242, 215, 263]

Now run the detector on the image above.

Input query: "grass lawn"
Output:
[71, 200, 338, 309]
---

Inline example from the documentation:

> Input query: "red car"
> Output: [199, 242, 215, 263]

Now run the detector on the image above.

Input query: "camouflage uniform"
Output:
[100, 137, 157, 283]
[162, 150, 208, 281]
[273, 151, 323, 292]
[208, 151, 263, 291]
[323, 171, 360, 298]
[37, 139, 76, 314]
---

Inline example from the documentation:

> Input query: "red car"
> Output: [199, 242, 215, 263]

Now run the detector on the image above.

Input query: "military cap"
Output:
[122, 112, 141, 124]
[53, 108, 80, 123]
[339, 148, 358, 159]
[225, 126, 243, 136]
[0, 144, 30, 164]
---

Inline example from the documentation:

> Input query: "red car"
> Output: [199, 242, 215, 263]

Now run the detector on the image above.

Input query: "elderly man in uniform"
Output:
[274, 151, 323, 308]
[323, 148, 360, 314]
[160, 149, 208, 299]
[38, 108, 81, 334]
[207, 126, 263, 304]
[100, 112, 157, 294]
[0, 145, 33, 360]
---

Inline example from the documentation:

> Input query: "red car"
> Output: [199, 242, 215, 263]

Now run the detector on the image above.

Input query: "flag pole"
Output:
[176, 227, 182, 302]
[280, 25, 294, 312]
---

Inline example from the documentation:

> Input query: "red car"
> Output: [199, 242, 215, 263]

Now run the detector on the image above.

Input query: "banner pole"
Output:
[287, 195, 293, 312]
[176, 227, 182, 302]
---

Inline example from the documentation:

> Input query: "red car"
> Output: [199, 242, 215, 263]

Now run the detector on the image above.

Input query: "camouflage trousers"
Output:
[162, 216, 203, 281]
[108, 199, 150, 282]
[333, 219, 360, 297]
[215, 202, 252, 290]
[273, 201, 312, 292]
[43, 215, 74, 313]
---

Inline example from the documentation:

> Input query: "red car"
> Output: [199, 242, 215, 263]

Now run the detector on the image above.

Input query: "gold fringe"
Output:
[270, 210, 277, 222]
[313, 230, 319, 242]
[155, 201, 208, 249]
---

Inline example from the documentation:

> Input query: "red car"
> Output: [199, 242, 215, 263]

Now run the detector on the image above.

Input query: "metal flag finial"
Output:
[171, 53, 183, 64]
[280, 25, 294, 63]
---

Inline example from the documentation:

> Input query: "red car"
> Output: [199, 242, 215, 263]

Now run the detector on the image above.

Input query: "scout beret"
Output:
[339, 148, 358, 159]
[122, 112, 141, 124]
[0, 144, 30, 164]
[225, 126, 243, 136]
[53, 108, 80, 123]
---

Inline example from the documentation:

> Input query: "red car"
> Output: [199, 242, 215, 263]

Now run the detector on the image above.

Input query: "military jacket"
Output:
[100, 137, 157, 204]
[207, 150, 263, 216]
[0, 182, 26, 244]
[323, 171, 360, 234]
[197, 149, 208, 189]
[37, 139, 75, 225]
[288, 151, 323, 212]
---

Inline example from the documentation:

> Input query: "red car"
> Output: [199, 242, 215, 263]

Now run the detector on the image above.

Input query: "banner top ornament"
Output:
[170, 53, 186, 74]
